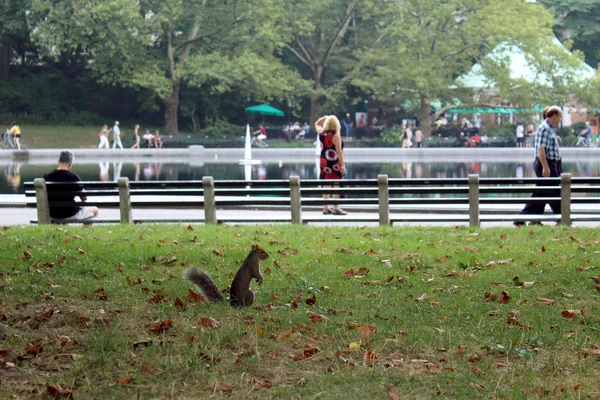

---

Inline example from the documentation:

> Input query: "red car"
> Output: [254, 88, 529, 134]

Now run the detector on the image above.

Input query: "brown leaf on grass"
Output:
[250, 377, 273, 390]
[115, 377, 134, 385]
[541, 246, 546, 252]
[35, 308, 55, 322]
[45, 384, 73, 399]
[147, 294, 167, 304]
[338, 247, 353, 254]
[415, 293, 428, 302]
[21, 250, 32, 260]
[215, 383, 235, 392]
[344, 267, 369, 277]
[309, 314, 324, 323]
[358, 324, 375, 342]
[463, 246, 478, 252]
[535, 298, 556, 306]
[25, 339, 44, 356]
[198, 317, 220, 328]
[186, 225, 194, 231]
[303, 344, 320, 358]
[580, 348, 600, 357]
[387, 386, 400, 400]
[77, 248, 84, 254]
[188, 288, 206, 303]
[162, 256, 178, 265]
[269, 294, 279, 301]
[147, 319, 173, 334]
[499, 291, 511, 304]
[590, 276, 600, 283]
[58, 255, 66, 265]
[483, 292, 499, 301]
[98, 295, 109, 301]
[562, 310, 584, 318]
[500, 233, 507, 239]
[174, 296, 186, 309]
[470, 383, 486, 390]
[442, 271, 459, 278]
[472, 365, 484, 376]
[362, 350, 377, 366]
[212, 250, 223, 257]
[507, 316, 531, 330]
[456, 345, 466, 355]
[306, 295, 316, 306]
[291, 293, 302, 309]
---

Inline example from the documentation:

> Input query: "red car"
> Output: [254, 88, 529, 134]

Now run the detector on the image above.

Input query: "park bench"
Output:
[24, 174, 600, 226]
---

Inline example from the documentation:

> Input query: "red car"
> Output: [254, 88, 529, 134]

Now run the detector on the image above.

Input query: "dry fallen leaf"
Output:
[198, 317, 220, 328]
[188, 288, 206, 303]
[562, 310, 584, 318]
[358, 324, 375, 342]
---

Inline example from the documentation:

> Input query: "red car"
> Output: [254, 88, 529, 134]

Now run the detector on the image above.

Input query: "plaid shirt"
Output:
[534, 119, 561, 161]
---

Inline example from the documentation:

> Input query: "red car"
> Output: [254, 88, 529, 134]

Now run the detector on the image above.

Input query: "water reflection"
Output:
[2, 160, 600, 194]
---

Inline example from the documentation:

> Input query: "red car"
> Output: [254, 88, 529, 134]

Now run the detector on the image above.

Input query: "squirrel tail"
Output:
[183, 267, 226, 302]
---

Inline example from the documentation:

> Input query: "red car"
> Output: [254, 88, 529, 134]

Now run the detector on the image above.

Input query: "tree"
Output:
[0, 0, 34, 78]
[540, 0, 600, 68]
[29, 0, 302, 135]
[278, 0, 379, 124]
[354, 0, 558, 136]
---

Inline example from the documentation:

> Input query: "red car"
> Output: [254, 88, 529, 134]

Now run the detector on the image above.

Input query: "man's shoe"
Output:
[513, 221, 525, 227]
[529, 221, 542, 226]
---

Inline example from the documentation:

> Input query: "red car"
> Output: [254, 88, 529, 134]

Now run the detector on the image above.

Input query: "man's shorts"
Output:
[257, 134, 266, 140]
[53, 207, 96, 222]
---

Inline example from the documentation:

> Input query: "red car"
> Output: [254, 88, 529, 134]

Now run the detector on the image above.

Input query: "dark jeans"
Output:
[520, 157, 562, 215]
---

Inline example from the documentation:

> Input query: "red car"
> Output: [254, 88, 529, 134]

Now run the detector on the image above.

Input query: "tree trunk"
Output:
[418, 95, 433, 138]
[309, 66, 325, 125]
[0, 44, 10, 79]
[163, 80, 181, 136]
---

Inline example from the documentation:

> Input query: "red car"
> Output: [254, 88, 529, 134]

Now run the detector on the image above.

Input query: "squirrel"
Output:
[183, 244, 268, 307]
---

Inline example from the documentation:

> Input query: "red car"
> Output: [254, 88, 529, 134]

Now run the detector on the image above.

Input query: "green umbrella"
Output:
[245, 104, 285, 117]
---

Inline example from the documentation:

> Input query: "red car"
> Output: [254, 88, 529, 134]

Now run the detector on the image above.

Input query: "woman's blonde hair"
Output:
[322, 115, 341, 134]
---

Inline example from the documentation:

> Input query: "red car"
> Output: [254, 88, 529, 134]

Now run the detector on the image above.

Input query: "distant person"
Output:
[6, 122, 22, 150]
[343, 113, 353, 138]
[43, 150, 99, 221]
[414, 128, 423, 147]
[525, 124, 535, 148]
[153, 130, 163, 148]
[516, 123, 524, 147]
[131, 124, 140, 149]
[302, 122, 311, 137]
[473, 132, 481, 146]
[462, 117, 472, 128]
[480, 133, 489, 147]
[371, 116, 378, 127]
[252, 124, 267, 146]
[515, 106, 563, 226]
[98, 124, 111, 149]
[358, 115, 366, 129]
[317, 115, 347, 215]
[142, 129, 154, 147]
[112, 121, 123, 149]
[581, 121, 593, 147]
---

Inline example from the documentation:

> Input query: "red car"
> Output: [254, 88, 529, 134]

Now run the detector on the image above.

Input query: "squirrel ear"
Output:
[252, 244, 257, 250]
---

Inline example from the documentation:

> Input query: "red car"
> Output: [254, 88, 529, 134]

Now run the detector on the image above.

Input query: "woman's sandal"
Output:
[322, 208, 332, 215]
[332, 208, 348, 215]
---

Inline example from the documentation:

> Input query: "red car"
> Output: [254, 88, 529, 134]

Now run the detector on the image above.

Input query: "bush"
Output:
[198, 118, 245, 137]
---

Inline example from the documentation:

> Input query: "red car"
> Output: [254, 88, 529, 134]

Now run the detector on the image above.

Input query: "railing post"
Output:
[560, 173, 571, 226]
[117, 177, 132, 224]
[33, 178, 51, 225]
[203, 176, 217, 224]
[378, 174, 390, 226]
[290, 175, 302, 224]
[468, 174, 480, 228]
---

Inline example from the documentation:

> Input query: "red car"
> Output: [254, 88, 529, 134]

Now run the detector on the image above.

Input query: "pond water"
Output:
[3, 159, 600, 195]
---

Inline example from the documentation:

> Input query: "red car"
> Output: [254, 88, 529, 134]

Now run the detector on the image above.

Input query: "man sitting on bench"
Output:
[43, 150, 99, 222]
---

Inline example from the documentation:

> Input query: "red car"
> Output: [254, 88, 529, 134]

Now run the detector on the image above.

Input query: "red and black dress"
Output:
[319, 130, 344, 180]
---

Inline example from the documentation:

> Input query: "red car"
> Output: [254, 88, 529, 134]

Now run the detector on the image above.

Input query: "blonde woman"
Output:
[131, 124, 140, 149]
[317, 115, 347, 215]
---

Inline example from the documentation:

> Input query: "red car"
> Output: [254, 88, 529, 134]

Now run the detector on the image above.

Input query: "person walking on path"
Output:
[131, 124, 140, 149]
[112, 121, 123, 149]
[317, 115, 348, 215]
[515, 106, 563, 226]
[43, 150, 99, 221]
[414, 128, 423, 147]
[98, 124, 111, 149]
[6, 122, 22, 150]
[516, 123, 525, 147]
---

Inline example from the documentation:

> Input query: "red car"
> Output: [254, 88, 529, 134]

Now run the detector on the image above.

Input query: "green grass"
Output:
[1, 224, 600, 399]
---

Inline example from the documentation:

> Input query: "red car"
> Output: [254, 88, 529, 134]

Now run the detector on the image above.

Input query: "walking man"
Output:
[112, 121, 123, 149]
[515, 106, 563, 226]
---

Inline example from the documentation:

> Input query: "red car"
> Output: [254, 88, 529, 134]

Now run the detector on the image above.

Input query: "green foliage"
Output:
[197, 119, 244, 138]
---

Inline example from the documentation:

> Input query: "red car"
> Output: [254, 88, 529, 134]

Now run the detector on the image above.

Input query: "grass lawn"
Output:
[1, 224, 600, 399]
[4, 125, 316, 149]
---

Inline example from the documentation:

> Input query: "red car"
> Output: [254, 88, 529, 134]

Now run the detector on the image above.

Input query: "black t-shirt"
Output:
[43, 169, 82, 218]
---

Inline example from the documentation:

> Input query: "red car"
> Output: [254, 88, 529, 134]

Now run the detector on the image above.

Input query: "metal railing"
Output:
[24, 173, 600, 225]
